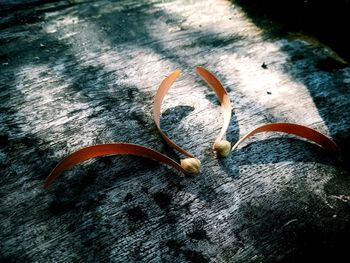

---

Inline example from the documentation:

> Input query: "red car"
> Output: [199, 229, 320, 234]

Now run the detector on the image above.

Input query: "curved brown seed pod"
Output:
[153, 70, 201, 173]
[44, 143, 189, 189]
[231, 123, 340, 155]
[196, 66, 232, 157]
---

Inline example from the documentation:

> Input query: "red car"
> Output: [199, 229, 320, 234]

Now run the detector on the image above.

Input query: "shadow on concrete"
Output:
[1, 0, 349, 262]
[233, 0, 350, 62]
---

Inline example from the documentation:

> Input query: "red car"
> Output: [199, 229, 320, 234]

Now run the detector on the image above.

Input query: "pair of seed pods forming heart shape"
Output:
[44, 67, 339, 188]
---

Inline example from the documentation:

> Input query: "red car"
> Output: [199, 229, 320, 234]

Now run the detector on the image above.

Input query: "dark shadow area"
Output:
[0, 0, 86, 30]
[183, 33, 244, 50]
[160, 105, 196, 160]
[226, 109, 239, 146]
[46, 155, 177, 261]
[222, 136, 350, 262]
[233, 178, 350, 263]
[234, 0, 350, 62]
[161, 105, 195, 127]
[0, 252, 32, 263]
[230, 137, 339, 166]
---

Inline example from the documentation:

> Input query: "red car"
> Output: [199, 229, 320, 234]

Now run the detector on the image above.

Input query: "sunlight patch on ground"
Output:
[154, 0, 330, 135]
[14, 63, 98, 148]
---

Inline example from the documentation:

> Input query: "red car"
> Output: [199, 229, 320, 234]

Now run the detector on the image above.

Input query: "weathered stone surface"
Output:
[1, 0, 349, 262]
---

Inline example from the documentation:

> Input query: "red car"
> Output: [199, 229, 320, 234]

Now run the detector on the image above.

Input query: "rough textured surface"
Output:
[0, 0, 350, 262]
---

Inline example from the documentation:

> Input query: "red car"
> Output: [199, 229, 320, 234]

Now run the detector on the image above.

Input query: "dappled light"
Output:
[1, 0, 350, 262]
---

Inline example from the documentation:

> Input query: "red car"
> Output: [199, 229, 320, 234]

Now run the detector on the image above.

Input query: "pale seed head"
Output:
[180, 158, 201, 175]
[213, 140, 232, 157]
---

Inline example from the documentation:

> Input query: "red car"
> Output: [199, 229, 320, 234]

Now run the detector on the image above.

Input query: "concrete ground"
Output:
[1, 0, 350, 262]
